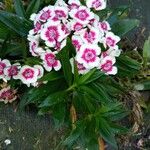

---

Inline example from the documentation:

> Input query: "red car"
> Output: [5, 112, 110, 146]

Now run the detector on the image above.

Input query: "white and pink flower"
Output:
[70, 58, 89, 74]
[18, 65, 39, 86]
[76, 44, 101, 69]
[40, 50, 61, 72]
[0, 59, 11, 80]
[4, 63, 21, 80]
[72, 35, 83, 51]
[68, 0, 81, 10]
[52, 6, 68, 21]
[99, 56, 117, 75]
[104, 32, 121, 48]
[34, 65, 44, 79]
[0, 86, 17, 104]
[69, 6, 94, 24]
[86, 0, 106, 11]
[70, 20, 84, 31]
[98, 21, 111, 32]
[40, 21, 65, 47]
[81, 27, 100, 44]
[29, 40, 44, 56]
[38, 6, 54, 22]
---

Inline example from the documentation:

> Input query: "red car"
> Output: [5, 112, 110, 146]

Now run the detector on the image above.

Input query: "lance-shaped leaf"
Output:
[0, 11, 32, 36]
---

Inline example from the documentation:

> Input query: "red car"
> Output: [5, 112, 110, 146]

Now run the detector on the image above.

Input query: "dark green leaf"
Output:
[40, 71, 64, 82]
[0, 11, 32, 36]
[57, 38, 73, 86]
[97, 117, 118, 148]
[39, 91, 66, 108]
[134, 80, 150, 91]
[112, 19, 139, 37]
[53, 102, 66, 128]
[143, 36, 150, 62]
[26, 0, 41, 18]
[13, 0, 26, 18]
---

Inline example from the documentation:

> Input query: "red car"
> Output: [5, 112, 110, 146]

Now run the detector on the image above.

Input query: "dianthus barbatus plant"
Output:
[0, 0, 141, 149]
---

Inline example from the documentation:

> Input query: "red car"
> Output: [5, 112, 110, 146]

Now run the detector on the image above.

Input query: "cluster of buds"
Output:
[0, 0, 122, 86]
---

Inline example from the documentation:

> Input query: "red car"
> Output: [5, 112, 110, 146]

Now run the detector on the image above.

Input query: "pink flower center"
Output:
[69, 3, 79, 10]
[77, 62, 86, 71]
[92, 0, 102, 9]
[45, 26, 59, 42]
[75, 10, 89, 21]
[34, 22, 41, 33]
[72, 40, 81, 50]
[74, 22, 83, 31]
[22, 69, 34, 79]
[53, 10, 66, 21]
[0, 62, 6, 75]
[45, 53, 58, 67]
[101, 60, 113, 72]
[0, 89, 13, 100]
[8, 66, 18, 77]
[102, 51, 108, 58]
[82, 49, 96, 63]
[40, 10, 51, 21]
[106, 37, 116, 47]
[84, 31, 96, 43]
[101, 22, 107, 30]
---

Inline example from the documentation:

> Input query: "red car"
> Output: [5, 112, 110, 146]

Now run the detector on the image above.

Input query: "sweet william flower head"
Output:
[69, 6, 94, 25]
[81, 27, 100, 44]
[0, 59, 11, 80]
[0, 86, 17, 104]
[34, 65, 44, 79]
[70, 58, 89, 75]
[38, 6, 54, 22]
[99, 56, 117, 75]
[4, 63, 21, 80]
[52, 6, 68, 21]
[104, 32, 121, 48]
[40, 21, 65, 48]
[76, 44, 101, 69]
[68, 0, 81, 10]
[86, 0, 107, 11]
[18, 65, 39, 86]
[98, 21, 111, 32]
[40, 50, 61, 72]
[72, 35, 84, 51]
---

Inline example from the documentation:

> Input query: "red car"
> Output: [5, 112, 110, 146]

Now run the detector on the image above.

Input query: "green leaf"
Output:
[19, 80, 66, 109]
[26, 0, 41, 18]
[57, 38, 73, 86]
[90, 83, 111, 104]
[0, 22, 10, 39]
[64, 120, 85, 146]
[0, 11, 32, 36]
[40, 71, 64, 82]
[97, 117, 118, 148]
[134, 80, 150, 91]
[143, 36, 150, 62]
[13, 0, 26, 18]
[112, 19, 139, 37]
[116, 54, 141, 77]
[52, 102, 66, 128]
[39, 91, 66, 108]
[78, 69, 104, 85]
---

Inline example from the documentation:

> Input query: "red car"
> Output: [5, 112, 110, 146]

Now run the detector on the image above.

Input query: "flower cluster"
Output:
[0, 0, 122, 86]
[0, 85, 17, 104]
